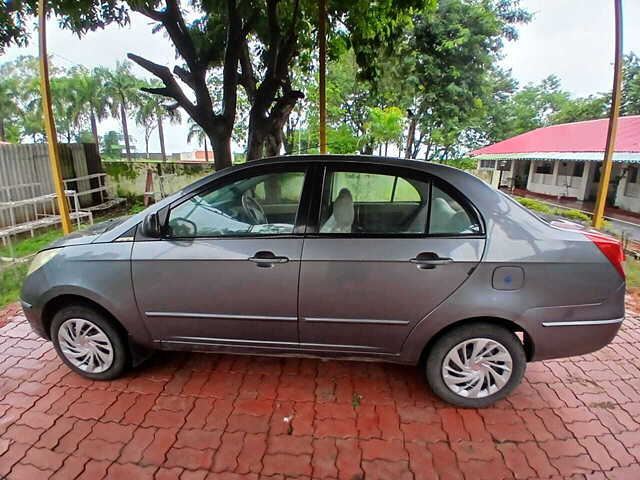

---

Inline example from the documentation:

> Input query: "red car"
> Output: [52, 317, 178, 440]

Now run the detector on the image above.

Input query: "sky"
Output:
[1, 0, 639, 155]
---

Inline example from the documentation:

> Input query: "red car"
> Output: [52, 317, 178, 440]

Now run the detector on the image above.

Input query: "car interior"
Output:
[319, 170, 479, 235]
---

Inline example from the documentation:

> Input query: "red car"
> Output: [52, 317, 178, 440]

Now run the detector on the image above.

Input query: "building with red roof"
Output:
[469, 116, 640, 212]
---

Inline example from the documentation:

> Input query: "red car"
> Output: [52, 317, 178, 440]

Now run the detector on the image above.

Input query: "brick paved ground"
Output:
[1, 299, 640, 479]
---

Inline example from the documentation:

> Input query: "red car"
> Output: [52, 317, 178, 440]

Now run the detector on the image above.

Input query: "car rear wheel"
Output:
[425, 323, 526, 408]
[51, 304, 128, 381]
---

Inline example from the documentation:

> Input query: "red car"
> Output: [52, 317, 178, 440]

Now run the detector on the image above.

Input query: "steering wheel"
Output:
[241, 192, 267, 224]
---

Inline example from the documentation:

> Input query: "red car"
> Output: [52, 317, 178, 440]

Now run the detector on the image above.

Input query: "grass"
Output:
[625, 259, 640, 288]
[0, 229, 64, 259]
[0, 229, 65, 309]
[0, 263, 28, 308]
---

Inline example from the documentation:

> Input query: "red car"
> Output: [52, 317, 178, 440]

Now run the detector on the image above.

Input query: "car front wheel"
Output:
[51, 304, 128, 380]
[425, 323, 526, 408]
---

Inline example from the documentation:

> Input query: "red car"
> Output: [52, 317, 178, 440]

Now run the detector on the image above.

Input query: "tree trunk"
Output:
[120, 103, 132, 161]
[209, 133, 232, 171]
[0, 118, 5, 142]
[157, 114, 167, 162]
[425, 141, 433, 162]
[384, 142, 389, 156]
[204, 137, 210, 163]
[246, 115, 266, 160]
[361, 142, 374, 155]
[90, 110, 100, 148]
[404, 115, 417, 159]
[145, 135, 150, 159]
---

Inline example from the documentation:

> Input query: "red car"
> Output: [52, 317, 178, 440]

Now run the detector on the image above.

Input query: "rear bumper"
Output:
[530, 317, 623, 361]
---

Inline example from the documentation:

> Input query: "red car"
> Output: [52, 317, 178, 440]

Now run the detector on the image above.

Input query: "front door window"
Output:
[168, 170, 306, 237]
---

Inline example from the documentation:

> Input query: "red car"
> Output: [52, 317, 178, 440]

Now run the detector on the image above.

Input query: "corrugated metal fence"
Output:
[0, 143, 101, 228]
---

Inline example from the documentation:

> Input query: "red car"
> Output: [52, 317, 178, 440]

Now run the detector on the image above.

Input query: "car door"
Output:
[298, 163, 486, 354]
[132, 164, 311, 349]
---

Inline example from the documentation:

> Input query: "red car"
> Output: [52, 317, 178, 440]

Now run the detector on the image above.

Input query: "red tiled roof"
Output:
[470, 116, 640, 155]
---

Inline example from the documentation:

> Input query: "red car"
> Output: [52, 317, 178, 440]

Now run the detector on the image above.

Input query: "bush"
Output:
[516, 197, 555, 215]
[561, 209, 591, 222]
[517, 197, 593, 224]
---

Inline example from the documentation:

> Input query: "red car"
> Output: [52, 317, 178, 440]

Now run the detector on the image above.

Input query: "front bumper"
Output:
[20, 299, 48, 339]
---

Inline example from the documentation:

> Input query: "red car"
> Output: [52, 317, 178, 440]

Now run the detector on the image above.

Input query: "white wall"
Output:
[525, 160, 591, 200]
[615, 167, 640, 213]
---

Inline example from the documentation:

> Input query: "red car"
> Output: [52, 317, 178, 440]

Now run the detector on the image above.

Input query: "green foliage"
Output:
[104, 161, 137, 181]
[101, 131, 126, 158]
[516, 197, 556, 215]
[403, 0, 531, 159]
[0, 263, 28, 308]
[625, 258, 640, 288]
[0, 229, 64, 259]
[549, 95, 609, 125]
[443, 157, 477, 171]
[365, 106, 404, 152]
[516, 197, 591, 223]
[561, 209, 591, 222]
[622, 52, 640, 116]
[128, 201, 146, 215]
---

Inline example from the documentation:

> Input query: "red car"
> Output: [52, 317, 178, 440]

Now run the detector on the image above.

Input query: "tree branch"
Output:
[131, 5, 166, 22]
[127, 53, 197, 117]
[173, 65, 195, 90]
[239, 41, 257, 102]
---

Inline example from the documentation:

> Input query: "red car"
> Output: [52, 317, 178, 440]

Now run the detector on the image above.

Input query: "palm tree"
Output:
[187, 117, 211, 163]
[103, 61, 140, 161]
[51, 75, 88, 143]
[71, 67, 110, 149]
[136, 87, 182, 160]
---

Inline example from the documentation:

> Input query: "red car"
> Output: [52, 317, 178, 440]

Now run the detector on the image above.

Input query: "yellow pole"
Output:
[318, 0, 327, 154]
[38, 0, 72, 234]
[592, 0, 623, 229]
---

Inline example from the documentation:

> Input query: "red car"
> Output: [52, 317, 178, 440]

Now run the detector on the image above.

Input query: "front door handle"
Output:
[248, 251, 289, 267]
[410, 252, 453, 269]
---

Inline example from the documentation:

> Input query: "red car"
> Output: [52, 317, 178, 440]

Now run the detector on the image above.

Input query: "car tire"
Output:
[51, 304, 128, 381]
[425, 323, 526, 408]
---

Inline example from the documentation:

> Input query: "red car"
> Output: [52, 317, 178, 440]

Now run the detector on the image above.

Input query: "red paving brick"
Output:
[1, 299, 640, 479]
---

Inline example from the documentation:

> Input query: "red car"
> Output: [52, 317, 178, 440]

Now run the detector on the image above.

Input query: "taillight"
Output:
[585, 233, 625, 279]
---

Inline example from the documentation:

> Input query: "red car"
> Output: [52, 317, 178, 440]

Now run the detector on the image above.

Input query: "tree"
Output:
[2, 0, 429, 169]
[101, 130, 126, 159]
[136, 88, 182, 160]
[187, 117, 211, 163]
[0, 55, 45, 142]
[622, 52, 640, 116]
[404, 0, 530, 161]
[365, 106, 404, 156]
[548, 94, 609, 125]
[51, 75, 89, 142]
[102, 61, 140, 162]
[72, 67, 111, 149]
[0, 75, 21, 141]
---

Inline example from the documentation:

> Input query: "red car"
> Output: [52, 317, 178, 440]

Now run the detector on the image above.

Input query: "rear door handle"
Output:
[410, 252, 453, 269]
[248, 251, 289, 267]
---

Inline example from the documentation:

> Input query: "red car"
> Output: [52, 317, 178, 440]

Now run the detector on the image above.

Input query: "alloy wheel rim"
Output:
[57, 318, 114, 373]
[441, 337, 513, 399]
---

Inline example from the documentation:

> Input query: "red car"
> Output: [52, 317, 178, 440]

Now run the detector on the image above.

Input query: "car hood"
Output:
[48, 216, 132, 248]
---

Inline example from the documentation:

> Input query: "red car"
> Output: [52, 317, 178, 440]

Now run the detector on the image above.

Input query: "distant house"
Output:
[470, 116, 640, 212]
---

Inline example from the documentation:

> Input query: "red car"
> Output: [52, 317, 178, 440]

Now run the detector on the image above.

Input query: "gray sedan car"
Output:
[20, 155, 625, 407]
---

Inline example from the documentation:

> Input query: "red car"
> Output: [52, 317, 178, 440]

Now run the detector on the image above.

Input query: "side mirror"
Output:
[141, 212, 162, 238]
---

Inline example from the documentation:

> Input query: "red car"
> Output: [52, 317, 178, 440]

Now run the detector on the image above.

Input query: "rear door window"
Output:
[430, 184, 481, 234]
